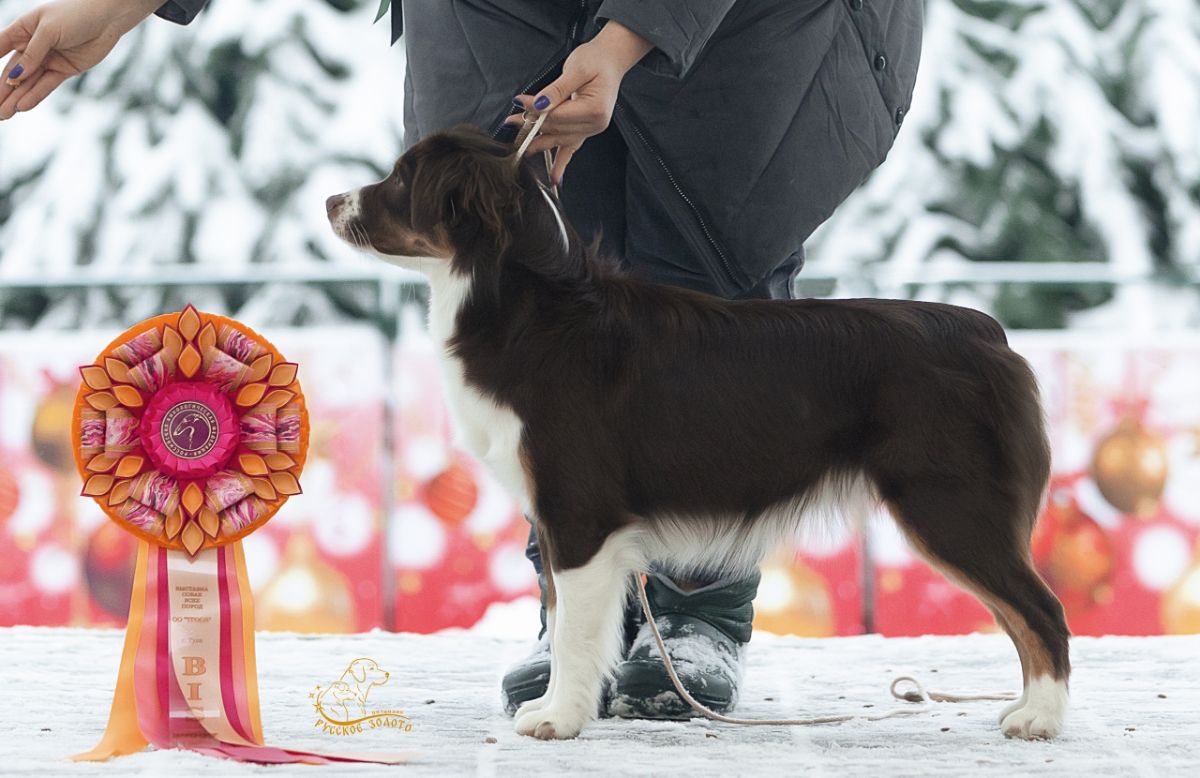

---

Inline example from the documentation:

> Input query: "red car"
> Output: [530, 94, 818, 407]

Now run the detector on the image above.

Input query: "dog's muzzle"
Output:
[326, 193, 348, 218]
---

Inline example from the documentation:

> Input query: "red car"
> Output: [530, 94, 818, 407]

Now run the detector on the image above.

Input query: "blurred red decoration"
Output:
[0, 466, 19, 527]
[424, 461, 478, 526]
[1091, 414, 1167, 518]
[393, 527, 500, 632]
[83, 520, 139, 618]
[1033, 488, 1114, 614]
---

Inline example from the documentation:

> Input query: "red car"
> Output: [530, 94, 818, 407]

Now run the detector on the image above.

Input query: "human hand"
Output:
[0, 0, 162, 120]
[507, 20, 651, 184]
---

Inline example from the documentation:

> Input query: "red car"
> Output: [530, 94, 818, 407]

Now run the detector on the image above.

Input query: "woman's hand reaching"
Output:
[0, 0, 162, 120]
[508, 20, 652, 184]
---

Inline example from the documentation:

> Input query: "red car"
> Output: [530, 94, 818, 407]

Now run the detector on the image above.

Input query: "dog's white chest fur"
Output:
[426, 269, 530, 511]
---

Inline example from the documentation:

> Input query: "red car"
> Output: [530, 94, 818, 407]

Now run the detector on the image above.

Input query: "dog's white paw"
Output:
[1000, 705, 1062, 740]
[514, 701, 551, 736]
[515, 695, 549, 720]
[1000, 676, 1067, 740]
[997, 693, 1027, 724]
[514, 704, 590, 740]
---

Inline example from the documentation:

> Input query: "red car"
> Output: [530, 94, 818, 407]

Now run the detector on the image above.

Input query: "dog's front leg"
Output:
[514, 567, 557, 719]
[514, 527, 641, 740]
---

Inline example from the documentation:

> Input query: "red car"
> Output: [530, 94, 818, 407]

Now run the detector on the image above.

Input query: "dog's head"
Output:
[327, 125, 557, 278]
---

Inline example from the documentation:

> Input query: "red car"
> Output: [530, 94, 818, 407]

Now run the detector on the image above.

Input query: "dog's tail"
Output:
[974, 340, 1053, 538]
[922, 304, 1050, 537]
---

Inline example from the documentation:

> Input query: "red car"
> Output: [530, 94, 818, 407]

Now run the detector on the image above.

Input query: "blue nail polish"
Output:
[7, 63, 23, 80]
[512, 97, 524, 108]
[533, 95, 550, 110]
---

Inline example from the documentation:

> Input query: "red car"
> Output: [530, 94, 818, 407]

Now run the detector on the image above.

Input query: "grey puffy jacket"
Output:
[157, 0, 922, 296]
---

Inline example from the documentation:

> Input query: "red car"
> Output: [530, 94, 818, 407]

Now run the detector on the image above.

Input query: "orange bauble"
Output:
[751, 552, 835, 637]
[424, 461, 478, 526]
[1033, 492, 1114, 606]
[1091, 415, 1167, 518]
[256, 536, 356, 633]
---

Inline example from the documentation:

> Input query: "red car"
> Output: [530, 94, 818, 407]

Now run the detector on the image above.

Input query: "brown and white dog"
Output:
[326, 126, 1070, 741]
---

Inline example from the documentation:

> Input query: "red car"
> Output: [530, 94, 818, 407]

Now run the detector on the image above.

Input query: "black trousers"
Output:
[523, 123, 800, 583]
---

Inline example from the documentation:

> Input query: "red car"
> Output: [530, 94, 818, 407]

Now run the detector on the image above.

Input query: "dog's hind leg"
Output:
[514, 525, 643, 740]
[882, 483, 1070, 740]
[990, 607, 1030, 721]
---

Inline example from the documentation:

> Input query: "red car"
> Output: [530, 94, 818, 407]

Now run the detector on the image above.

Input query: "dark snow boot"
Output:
[500, 569, 553, 715]
[607, 570, 759, 720]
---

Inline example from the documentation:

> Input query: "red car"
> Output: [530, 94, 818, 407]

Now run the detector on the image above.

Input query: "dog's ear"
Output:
[410, 141, 517, 255]
[349, 660, 367, 684]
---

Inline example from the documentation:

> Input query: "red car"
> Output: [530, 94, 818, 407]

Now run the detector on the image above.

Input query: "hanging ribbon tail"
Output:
[75, 541, 415, 765]
[72, 542, 153, 761]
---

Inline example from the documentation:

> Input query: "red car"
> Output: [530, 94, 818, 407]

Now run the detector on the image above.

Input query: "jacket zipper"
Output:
[489, 0, 589, 138]
[613, 101, 742, 292]
[489, 53, 566, 138]
[569, 0, 586, 42]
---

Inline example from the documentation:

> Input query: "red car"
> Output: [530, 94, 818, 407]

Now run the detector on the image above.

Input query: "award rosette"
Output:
[72, 306, 411, 765]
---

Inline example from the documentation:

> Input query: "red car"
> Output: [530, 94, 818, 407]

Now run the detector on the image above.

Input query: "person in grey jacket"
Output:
[1, 0, 922, 720]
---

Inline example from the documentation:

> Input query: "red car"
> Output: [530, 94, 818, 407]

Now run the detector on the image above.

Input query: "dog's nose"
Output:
[326, 193, 345, 216]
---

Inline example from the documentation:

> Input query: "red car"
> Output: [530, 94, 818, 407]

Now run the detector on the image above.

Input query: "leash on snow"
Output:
[633, 574, 1018, 727]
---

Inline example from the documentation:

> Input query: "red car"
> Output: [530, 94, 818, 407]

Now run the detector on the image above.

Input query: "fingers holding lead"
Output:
[534, 96, 605, 128]
[531, 68, 590, 114]
[525, 131, 586, 156]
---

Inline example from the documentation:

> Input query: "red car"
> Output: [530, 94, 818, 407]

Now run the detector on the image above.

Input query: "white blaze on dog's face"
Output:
[325, 127, 519, 275]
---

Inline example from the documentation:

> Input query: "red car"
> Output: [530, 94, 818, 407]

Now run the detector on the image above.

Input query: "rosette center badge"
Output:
[163, 402, 218, 457]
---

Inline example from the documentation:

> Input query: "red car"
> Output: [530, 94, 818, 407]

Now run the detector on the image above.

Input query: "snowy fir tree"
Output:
[0, 0, 1198, 330]
[808, 0, 1200, 329]
[0, 0, 404, 328]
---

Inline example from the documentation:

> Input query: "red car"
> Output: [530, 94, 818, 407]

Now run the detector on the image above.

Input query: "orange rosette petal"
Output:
[72, 306, 310, 556]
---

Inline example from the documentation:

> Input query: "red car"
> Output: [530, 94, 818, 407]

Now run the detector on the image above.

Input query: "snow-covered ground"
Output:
[1, 626, 1198, 776]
